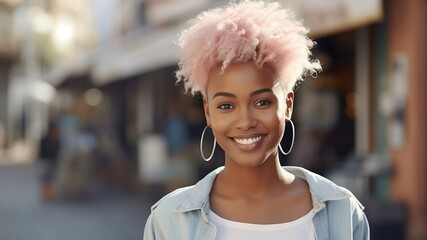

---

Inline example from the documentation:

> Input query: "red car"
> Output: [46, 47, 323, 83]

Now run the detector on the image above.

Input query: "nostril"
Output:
[235, 118, 257, 130]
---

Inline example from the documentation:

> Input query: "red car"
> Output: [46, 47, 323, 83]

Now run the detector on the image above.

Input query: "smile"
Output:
[233, 136, 263, 145]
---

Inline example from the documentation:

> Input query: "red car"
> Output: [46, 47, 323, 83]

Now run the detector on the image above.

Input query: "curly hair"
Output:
[176, 0, 321, 97]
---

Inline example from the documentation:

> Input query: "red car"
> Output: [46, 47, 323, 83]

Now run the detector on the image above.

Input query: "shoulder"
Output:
[150, 185, 195, 214]
[326, 197, 370, 239]
[285, 166, 357, 202]
[145, 186, 194, 240]
[326, 196, 365, 215]
[150, 167, 221, 214]
[145, 170, 219, 239]
[145, 185, 196, 239]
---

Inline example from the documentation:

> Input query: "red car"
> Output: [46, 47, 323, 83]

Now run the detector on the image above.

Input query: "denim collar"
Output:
[174, 166, 362, 216]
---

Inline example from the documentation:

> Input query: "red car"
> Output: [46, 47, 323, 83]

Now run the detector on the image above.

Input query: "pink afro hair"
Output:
[176, 0, 321, 97]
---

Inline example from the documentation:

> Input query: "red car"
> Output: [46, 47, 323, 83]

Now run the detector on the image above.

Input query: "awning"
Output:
[91, 24, 184, 86]
[73, 0, 384, 86]
[283, 0, 383, 37]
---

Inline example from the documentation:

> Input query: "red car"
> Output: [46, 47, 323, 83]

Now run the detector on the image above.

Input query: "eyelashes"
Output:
[217, 103, 234, 110]
[216, 99, 273, 110]
[255, 99, 272, 107]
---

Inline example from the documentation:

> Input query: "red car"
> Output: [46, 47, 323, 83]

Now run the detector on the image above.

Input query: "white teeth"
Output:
[234, 136, 262, 145]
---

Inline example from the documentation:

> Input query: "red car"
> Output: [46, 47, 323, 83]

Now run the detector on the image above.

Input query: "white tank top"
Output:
[209, 209, 318, 240]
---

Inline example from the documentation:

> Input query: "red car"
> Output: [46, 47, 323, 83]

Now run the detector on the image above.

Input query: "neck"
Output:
[219, 154, 294, 196]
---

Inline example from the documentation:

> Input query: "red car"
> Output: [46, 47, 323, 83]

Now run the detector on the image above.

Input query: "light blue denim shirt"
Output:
[144, 166, 370, 240]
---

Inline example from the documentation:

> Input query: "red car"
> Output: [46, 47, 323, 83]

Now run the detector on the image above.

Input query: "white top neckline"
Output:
[209, 208, 316, 231]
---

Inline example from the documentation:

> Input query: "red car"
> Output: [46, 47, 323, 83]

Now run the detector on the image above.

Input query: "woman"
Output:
[144, 1, 369, 239]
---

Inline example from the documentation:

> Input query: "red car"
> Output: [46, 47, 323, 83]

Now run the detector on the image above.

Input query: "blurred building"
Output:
[0, 0, 426, 239]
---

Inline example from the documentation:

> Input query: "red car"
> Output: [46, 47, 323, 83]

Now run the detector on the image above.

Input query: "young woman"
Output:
[144, 1, 369, 239]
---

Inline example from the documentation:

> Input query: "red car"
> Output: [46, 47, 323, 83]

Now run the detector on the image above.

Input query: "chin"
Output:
[226, 151, 273, 168]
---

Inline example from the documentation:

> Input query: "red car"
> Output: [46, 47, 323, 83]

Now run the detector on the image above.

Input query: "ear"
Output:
[203, 97, 211, 127]
[285, 91, 294, 120]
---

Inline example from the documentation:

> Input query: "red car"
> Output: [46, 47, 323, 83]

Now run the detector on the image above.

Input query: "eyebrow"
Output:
[212, 88, 273, 99]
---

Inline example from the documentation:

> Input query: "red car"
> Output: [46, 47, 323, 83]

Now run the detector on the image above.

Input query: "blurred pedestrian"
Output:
[56, 126, 96, 201]
[0, 121, 4, 154]
[144, 1, 369, 239]
[39, 122, 61, 202]
[164, 102, 189, 155]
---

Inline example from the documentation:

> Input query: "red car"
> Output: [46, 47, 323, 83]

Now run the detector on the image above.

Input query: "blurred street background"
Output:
[0, 163, 150, 240]
[0, 0, 425, 239]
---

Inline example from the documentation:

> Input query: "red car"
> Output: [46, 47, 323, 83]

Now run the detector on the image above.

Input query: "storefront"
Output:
[386, 1, 427, 239]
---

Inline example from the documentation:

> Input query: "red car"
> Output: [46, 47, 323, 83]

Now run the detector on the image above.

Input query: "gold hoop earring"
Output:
[200, 126, 217, 161]
[279, 119, 295, 155]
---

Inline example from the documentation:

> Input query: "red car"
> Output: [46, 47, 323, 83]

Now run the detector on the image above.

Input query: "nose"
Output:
[234, 108, 257, 130]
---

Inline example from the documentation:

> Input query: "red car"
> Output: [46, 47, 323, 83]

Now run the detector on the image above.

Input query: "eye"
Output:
[255, 99, 272, 107]
[218, 103, 234, 110]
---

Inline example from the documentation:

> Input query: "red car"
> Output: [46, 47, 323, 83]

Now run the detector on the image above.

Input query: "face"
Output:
[204, 62, 294, 167]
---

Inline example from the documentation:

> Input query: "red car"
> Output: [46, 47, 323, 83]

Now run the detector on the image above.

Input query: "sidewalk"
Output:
[0, 162, 152, 240]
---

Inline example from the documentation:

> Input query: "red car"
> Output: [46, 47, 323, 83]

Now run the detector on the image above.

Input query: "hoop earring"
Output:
[200, 125, 217, 161]
[279, 119, 295, 155]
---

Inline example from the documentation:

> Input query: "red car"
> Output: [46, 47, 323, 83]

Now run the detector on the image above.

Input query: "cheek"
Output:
[210, 114, 231, 134]
[262, 110, 287, 141]
[210, 118, 231, 150]
[208, 104, 234, 130]
[259, 108, 286, 124]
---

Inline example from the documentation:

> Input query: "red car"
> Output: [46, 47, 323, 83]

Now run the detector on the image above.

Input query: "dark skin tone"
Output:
[204, 62, 312, 224]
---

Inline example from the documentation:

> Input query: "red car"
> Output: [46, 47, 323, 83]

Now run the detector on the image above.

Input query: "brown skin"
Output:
[203, 62, 312, 224]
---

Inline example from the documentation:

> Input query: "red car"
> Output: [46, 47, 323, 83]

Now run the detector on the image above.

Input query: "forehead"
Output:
[207, 62, 277, 97]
